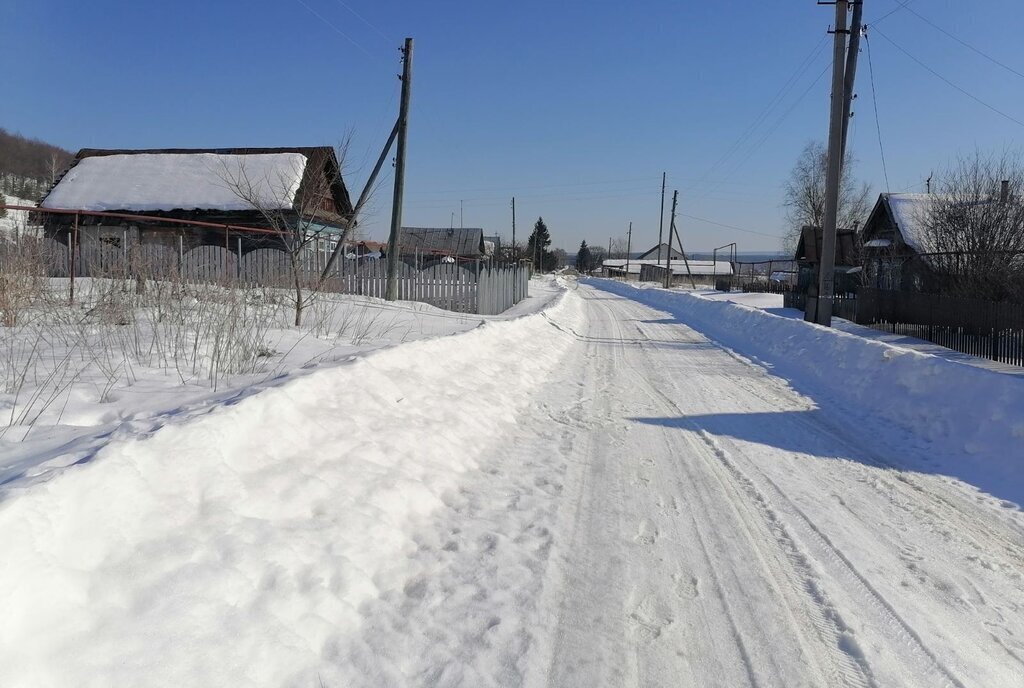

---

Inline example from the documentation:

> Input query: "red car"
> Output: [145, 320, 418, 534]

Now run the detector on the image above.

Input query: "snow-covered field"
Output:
[1, 194, 36, 237]
[1, 276, 1022, 687]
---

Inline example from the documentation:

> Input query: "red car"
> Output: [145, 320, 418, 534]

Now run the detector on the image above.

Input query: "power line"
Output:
[293, 0, 377, 61]
[902, 6, 1024, 81]
[704, 59, 833, 198]
[871, 0, 916, 26]
[864, 33, 891, 192]
[333, 0, 393, 43]
[872, 26, 1024, 129]
[405, 175, 663, 196]
[684, 35, 829, 195]
[675, 212, 781, 239]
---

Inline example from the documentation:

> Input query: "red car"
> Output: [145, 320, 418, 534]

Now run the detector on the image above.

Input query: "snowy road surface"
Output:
[2, 280, 1023, 687]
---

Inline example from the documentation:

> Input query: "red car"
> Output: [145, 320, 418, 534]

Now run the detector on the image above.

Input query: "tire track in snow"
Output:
[605, 294, 969, 688]
[594, 294, 836, 688]
[609, 327, 875, 688]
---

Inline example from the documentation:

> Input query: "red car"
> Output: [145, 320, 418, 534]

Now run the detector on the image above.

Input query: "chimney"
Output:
[1000, 179, 1010, 203]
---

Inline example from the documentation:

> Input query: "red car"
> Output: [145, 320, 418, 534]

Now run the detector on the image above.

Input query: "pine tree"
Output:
[527, 217, 556, 272]
[576, 240, 592, 273]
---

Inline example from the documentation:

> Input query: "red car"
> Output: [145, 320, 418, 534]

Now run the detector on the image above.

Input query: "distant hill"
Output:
[0, 128, 74, 201]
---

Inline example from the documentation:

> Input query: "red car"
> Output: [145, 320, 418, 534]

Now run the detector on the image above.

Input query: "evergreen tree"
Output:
[527, 217, 557, 272]
[576, 240, 593, 273]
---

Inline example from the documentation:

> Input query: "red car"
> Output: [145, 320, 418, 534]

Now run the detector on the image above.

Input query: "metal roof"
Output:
[398, 227, 486, 256]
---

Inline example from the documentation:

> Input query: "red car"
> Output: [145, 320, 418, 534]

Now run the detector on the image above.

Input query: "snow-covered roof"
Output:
[603, 259, 733, 276]
[884, 193, 938, 253]
[40, 152, 309, 212]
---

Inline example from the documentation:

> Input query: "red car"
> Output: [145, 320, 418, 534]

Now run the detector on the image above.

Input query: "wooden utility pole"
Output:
[814, 2, 849, 326]
[321, 120, 399, 282]
[657, 172, 666, 261]
[664, 191, 678, 288]
[625, 221, 633, 279]
[385, 37, 414, 302]
[670, 192, 696, 289]
[511, 196, 516, 261]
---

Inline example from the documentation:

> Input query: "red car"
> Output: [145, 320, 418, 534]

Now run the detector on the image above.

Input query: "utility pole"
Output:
[625, 221, 633, 279]
[511, 196, 516, 261]
[657, 172, 666, 261]
[814, 2, 850, 326]
[385, 37, 414, 302]
[320, 119, 399, 282]
[664, 190, 678, 288]
[460, 199, 464, 229]
[669, 192, 696, 289]
[841, 1, 863, 157]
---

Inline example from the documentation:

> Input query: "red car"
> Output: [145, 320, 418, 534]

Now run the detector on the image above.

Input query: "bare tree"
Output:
[782, 140, 872, 253]
[918, 151, 1024, 301]
[607, 238, 630, 260]
[218, 142, 353, 326]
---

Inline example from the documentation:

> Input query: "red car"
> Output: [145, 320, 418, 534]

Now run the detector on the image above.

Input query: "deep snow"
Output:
[1, 277, 1022, 687]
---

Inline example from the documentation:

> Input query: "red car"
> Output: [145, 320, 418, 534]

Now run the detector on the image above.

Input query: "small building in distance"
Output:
[635, 242, 685, 261]
[397, 227, 489, 267]
[794, 225, 861, 295]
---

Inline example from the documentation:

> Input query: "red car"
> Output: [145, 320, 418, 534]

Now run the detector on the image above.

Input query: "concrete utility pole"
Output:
[511, 196, 516, 261]
[841, 1, 864, 157]
[625, 221, 633, 278]
[814, 1, 850, 326]
[385, 37, 414, 302]
[664, 190, 678, 288]
[657, 172, 666, 261]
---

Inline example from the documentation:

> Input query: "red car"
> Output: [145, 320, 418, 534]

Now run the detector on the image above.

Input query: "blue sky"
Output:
[3, 1, 1023, 252]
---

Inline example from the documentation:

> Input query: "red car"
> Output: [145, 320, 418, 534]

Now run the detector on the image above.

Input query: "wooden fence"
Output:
[782, 291, 859, 322]
[24, 239, 528, 315]
[856, 288, 1024, 366]
[783, 288, 1024, 366]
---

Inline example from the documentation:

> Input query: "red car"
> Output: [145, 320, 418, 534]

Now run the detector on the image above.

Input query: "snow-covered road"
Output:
[2, 280, 1023, 687]
[521, 283, 1024, 688]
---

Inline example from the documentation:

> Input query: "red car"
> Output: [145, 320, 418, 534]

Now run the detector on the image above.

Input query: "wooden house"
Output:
[859, 193, 940, 292]
[794, 225, 861, 295]
[38, 147, 354, 254]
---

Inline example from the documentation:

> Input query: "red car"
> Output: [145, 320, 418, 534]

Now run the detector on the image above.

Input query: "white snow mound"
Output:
[0, 284, 581, 687]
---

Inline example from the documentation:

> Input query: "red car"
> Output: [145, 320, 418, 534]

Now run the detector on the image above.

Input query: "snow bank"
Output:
[0, 283, 581, 688]
[590, 279, 1024, 503]
[40, 153, 308, 211]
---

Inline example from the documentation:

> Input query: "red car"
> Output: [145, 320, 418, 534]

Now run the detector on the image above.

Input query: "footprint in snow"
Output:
[635, 519, 658, 546]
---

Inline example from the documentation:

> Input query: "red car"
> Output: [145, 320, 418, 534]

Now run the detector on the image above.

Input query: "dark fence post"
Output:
[992, 302, 1000, 362]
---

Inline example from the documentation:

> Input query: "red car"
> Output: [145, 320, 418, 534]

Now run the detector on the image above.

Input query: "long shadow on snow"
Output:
[582, 278, 1024, 508]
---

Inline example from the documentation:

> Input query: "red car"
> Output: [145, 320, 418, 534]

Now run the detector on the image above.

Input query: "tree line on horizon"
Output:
[0, 128, 74, 203]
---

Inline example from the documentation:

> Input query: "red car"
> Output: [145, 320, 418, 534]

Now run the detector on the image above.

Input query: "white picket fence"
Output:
[36, 239, 528, 315]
